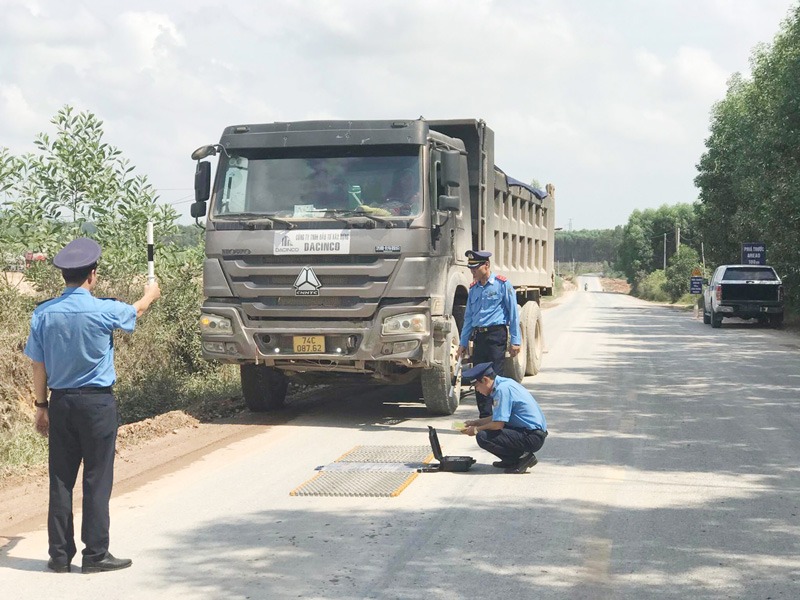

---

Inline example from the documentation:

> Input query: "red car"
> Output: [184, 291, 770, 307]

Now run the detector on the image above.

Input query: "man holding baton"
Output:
[26, 237, 160, 573]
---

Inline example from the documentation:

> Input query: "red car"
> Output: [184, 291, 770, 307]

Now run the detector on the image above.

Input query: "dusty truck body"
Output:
[190, 119, 555, 414]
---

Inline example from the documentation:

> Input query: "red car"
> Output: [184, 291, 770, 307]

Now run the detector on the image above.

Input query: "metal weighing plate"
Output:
[290, 445, 434, 497]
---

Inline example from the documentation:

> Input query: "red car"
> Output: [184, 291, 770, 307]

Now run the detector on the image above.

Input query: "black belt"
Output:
[51, 386, 113, 395]
[475, 324, 507, 333]
[528, 429, 548, 438]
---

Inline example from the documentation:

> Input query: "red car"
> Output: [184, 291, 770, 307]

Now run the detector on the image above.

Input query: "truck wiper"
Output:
[327, 208, 395, 229]
[213, 213, 296, 230]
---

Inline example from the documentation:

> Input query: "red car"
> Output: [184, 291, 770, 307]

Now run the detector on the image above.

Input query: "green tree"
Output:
[663, 246, 700, 302]
[1, 106, 178, 290]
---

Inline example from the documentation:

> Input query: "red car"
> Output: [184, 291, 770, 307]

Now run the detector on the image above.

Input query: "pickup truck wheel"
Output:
[710, 306, 723, 328]
[240, 364, 288, 411]
[521, 302, 544, 375]
[421, 316, 460, 415]
[769, 313, 784, 328]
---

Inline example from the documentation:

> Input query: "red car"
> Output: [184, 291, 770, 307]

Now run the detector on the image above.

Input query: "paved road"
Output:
[3, 282, 800, 599]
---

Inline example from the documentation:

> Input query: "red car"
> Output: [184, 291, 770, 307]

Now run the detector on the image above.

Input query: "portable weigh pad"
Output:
[290, 445, 433, 497]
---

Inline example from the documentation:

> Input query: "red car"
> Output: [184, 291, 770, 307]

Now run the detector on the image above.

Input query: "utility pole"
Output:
[675, 225, 680, 252]
[663, 233, 667, 271]
[701, 242, 706, 274]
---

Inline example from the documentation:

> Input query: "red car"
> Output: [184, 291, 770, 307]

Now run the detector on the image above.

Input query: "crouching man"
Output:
[460, 362, 547, 474]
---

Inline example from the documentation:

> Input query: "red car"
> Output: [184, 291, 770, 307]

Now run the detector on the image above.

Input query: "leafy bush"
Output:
[664, 246, 701, 302]
[637, 270, 670, 302]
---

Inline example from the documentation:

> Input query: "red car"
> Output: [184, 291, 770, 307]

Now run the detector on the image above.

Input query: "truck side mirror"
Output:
[441, 150, 461, 188]
[438, 195, 460, 212]
[190, 201, 207, 218]
[703, 278, 709, 285]
[195, 161, 211, 203]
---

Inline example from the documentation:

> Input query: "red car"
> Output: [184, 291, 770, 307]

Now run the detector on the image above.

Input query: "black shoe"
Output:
[492, 459, 518, 469]
[504, 452, 538, 474]
[82, 554, 132, 574]
[47, 558, 71, 573]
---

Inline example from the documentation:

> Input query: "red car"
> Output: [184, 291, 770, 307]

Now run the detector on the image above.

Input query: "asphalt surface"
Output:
[3, 275, 800, 599]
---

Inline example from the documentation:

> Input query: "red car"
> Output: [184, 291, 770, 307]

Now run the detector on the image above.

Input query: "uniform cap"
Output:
[466, 250, 492, 268]
[461, 361, 496, 383]
[52, 238, 101, 270]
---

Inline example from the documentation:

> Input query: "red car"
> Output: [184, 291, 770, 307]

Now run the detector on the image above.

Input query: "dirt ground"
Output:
[600, 277, 631, 294]
[2, 272, 36, 295]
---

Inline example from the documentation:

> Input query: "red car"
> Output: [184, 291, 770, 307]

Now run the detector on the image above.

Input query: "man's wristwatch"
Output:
[34, 400, 48, 408]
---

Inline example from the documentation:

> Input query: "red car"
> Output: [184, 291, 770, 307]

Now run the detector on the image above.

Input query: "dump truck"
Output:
[190, 119, 555, 415]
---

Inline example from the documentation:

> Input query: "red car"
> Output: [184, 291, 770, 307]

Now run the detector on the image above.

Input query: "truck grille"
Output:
[222, 255, 398, 319]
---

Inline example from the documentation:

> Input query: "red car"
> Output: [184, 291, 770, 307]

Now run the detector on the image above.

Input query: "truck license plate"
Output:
[293, 335, 325, 353]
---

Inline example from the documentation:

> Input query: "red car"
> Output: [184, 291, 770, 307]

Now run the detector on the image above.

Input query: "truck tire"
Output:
[769, 313, 784, 328]
[421, 316, 460, 415]
[240, 364, 289, 411]
[710, 306, 723, 329]
[521, 301, 544, 375]
[504, 305, 526, 382]
[702, 306, 711, 325]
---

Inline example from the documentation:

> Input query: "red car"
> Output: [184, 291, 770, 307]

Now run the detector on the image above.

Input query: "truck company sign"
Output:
[274, 230, 351, 255]
[741, 243, 766, 265]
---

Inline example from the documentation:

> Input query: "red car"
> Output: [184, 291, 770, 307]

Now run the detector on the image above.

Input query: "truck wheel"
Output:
[240, 364, 288, 411]
[769, 313, 784, 328]
[710, 306, 723, 329]
[421, 316, 460, 415]
[521, 302, 544, 375]
[503, 304, 527, 382]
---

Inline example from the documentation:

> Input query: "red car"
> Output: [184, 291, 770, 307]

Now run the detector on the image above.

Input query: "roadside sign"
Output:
[690, 276, 703, 294]
[741, 242, 766, 265]
[691, 267, 703, 277]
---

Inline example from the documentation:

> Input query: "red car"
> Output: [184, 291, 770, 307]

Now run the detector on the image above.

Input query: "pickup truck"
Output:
[703, 265, 784, 328]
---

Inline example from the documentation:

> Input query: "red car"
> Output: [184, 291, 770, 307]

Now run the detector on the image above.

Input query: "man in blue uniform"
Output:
[25, 238, 161, 574]
[460, 362, 547, 474]
[456, 250, 521, 418]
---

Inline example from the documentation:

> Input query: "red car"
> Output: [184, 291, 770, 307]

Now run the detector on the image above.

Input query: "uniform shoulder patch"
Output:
[496, 275, 508, 282]
[469, 281, 477, 288]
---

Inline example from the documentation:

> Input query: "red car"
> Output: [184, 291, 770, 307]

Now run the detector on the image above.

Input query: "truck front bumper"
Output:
[198, 304, 442, 373]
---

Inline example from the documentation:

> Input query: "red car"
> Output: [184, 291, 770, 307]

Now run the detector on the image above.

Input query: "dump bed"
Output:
[428, 120, 554, 292]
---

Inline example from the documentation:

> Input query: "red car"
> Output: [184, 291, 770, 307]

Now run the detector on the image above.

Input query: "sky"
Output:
[0, 0, 797, 230]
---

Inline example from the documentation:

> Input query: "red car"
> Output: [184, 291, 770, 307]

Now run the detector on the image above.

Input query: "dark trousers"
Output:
[477, 426, 546, 461]
[47, 390, 117, 562]
[472, 327, 508, 418]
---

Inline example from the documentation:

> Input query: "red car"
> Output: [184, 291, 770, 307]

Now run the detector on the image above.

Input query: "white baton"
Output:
[146, 222, 155, 283]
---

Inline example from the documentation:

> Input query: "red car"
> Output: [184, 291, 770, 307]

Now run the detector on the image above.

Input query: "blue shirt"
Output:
[24, 287, 137, 389]
[490, 375, 547, 431]
[460, 273, 521, 346]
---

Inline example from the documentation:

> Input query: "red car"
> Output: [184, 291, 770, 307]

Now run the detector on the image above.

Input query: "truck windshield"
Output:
[212, 147, 422, 220]
[723, 267, 778, 281]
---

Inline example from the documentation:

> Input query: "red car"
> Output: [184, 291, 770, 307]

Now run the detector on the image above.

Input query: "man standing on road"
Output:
[460, 362, 547, 474]
[456, 250, 521, 418]
[25, 238, 161, 574]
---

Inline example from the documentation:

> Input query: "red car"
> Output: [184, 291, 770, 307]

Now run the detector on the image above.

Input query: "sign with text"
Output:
[690, 277, 703, 294]
[741, 243, 766, 265]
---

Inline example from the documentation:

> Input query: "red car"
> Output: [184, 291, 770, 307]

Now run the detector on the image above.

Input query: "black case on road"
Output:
[427, 426, 476, 472]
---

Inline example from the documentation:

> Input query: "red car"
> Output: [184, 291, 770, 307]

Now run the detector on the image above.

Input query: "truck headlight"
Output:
[382, 313, 428, 336]
[200, 314, 233, 334]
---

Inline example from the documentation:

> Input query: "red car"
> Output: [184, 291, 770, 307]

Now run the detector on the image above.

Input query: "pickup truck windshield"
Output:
[722, 267, 778, 281]
[212, 147, 422, 219]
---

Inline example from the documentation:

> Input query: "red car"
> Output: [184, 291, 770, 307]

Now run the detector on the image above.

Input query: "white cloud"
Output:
[0, 0, 795, 228]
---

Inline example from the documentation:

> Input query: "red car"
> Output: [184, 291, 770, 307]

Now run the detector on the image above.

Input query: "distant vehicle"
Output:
[703, 265, 784, 328]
